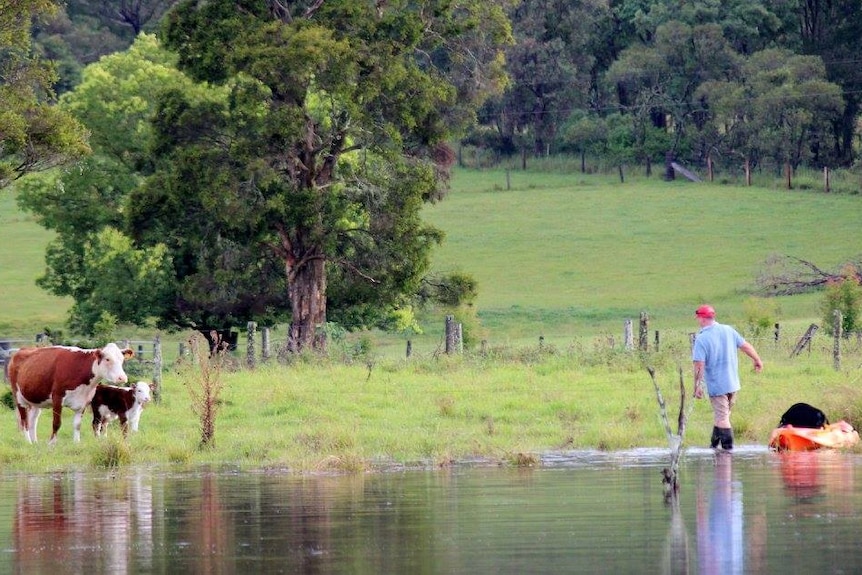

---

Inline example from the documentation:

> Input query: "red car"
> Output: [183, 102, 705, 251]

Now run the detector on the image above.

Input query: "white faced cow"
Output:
[7, 343, 134, 444]
[91, 381, 152, 436]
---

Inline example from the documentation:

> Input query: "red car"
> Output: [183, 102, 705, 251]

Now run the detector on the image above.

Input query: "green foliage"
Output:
[742, 297, 781, 338]
[820, 269, 862, 336]
[0, 390, 13, 410]
[0, 1, 91, 188]
[91, 311, 119, 345]
[67, 227, 174, 334]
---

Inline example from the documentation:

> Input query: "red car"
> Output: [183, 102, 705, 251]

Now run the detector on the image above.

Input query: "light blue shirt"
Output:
[692, 323, 746, 396]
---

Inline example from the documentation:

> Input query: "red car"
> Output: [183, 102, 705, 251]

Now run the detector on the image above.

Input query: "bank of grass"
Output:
[2, 336, 861, 473]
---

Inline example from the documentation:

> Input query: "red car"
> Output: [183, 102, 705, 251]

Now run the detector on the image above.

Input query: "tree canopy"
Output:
[0, 0, 90, 189]
[17, 2, 507, 348]
[146, 0, 510, 351]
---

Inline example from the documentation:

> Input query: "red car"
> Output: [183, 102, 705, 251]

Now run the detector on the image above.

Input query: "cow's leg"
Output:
[119, 414, 129, 437]
[71, 409, 84, 442]
[15, 403, 27, 433]
[129, 409, 141, 432]
[49, 397, 63, 446]
[26, 408, 41, 443]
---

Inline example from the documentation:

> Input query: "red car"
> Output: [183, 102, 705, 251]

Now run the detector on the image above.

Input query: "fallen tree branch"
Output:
[756, 254, 862, 296]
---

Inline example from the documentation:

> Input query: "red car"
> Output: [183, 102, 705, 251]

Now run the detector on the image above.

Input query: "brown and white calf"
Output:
[8, 343, 134, 444]
[91, 381, 152, 436]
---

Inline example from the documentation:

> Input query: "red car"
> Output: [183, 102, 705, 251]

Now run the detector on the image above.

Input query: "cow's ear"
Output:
[122, 348, 134, 359]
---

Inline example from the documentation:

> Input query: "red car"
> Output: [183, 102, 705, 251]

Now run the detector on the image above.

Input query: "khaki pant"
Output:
[710, 392, 737, 428]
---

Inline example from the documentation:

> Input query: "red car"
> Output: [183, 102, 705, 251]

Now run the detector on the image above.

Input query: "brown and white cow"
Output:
[7, 343, 134, 444]
[91, 381, 152, 436]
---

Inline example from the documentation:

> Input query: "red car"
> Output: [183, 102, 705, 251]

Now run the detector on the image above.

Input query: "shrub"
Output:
[820, 266, 862, 336]
[743, 296, 781, 338]
[92, 436, 132, 468]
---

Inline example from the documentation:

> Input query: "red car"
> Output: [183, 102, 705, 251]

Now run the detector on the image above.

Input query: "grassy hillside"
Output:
[1, 168, 859, 351]
[0, 188, 71, 337]
[422, 168, 859, 347]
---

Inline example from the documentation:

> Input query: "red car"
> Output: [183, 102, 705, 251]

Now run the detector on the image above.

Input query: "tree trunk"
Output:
[286, 256, 327, 353]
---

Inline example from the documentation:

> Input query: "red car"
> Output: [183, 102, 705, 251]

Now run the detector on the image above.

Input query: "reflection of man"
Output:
[697, 453, 744, 575]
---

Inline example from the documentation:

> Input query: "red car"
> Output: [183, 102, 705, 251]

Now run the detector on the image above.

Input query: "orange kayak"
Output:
[768, 420, 860, 451]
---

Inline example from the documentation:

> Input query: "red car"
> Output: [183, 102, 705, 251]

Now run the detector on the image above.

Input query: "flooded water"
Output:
[1, 446, 861, 574]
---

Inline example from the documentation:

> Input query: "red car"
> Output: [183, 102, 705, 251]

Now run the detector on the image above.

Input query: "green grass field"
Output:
[0, 190, 72, 335]
[2, 167, 859, 346]
[1, 167, 861, 472]
[423, 168, 859, 343]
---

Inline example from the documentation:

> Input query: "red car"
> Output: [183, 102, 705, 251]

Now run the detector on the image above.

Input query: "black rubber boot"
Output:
[710, 426, 721, 448]
[718, 427, 734, 450]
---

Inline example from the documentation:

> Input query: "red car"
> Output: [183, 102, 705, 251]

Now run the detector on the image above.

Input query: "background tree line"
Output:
[29, 0, 862, 174]
[3, 0, 861, 350]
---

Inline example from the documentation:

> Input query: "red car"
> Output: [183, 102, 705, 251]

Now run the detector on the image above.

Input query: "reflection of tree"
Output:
[662, 495, 691, 575]
[193, 473, 234, 575]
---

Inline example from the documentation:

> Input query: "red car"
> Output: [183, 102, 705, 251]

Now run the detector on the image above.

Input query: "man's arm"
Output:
[693, 360, 705, 398]
[739, 342, 763, 372]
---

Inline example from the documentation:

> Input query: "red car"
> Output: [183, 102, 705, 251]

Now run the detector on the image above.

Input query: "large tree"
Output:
[605, 21, 740, 164]
[15, 34, 229, 334]
[697, 49, 843, 171]
[795, 0, 862, 165]
[140, 0, 510, 352]
[0, 0, 90, 189]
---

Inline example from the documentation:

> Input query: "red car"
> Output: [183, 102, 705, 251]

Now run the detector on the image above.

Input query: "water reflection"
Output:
[695, 452, 744, 575]
[2, 450, 862, 574]
[12, 471, 153, 574]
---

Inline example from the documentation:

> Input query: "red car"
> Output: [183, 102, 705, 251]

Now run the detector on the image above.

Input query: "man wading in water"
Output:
[692, 305, 764, 450]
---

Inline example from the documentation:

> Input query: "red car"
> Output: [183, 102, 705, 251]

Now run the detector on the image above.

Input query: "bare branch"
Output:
[756, 254, 862, 295]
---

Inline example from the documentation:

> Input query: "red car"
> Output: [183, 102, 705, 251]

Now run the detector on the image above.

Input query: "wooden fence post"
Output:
[445, 315, 456, 355]
[833, 310, 842, 371]
[773, 323, 780, 343]
[638, 312, 649, 352]
[406, 340, 412, 358]
[624, 319, 634, 350]
[790, 324, 818, 357]
[246, 321, 257, 369]
[152, 334, 162, 403]
[824, 166, 830, 193]
[261, 327, 271, 363]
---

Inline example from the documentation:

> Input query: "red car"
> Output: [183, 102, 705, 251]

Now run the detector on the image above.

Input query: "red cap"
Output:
[695, 305, 716, 318]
